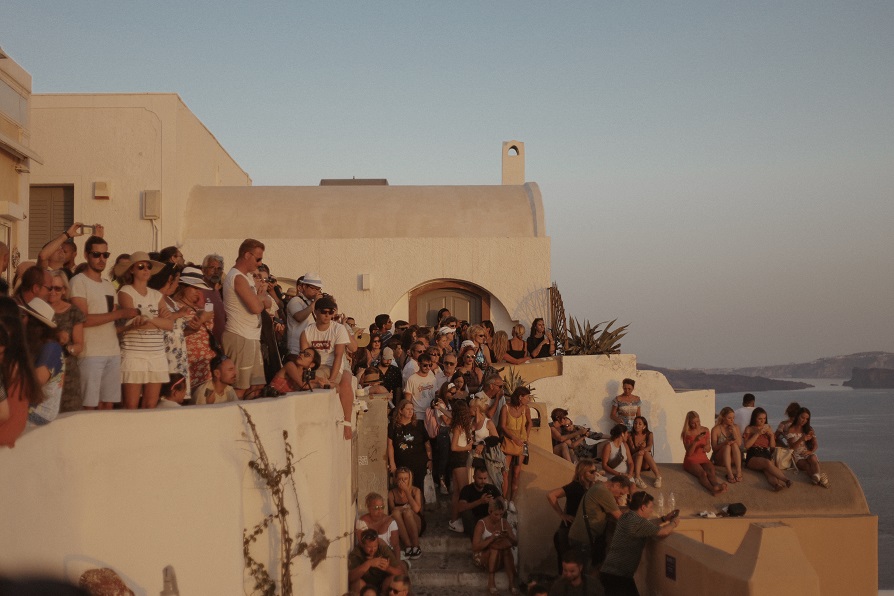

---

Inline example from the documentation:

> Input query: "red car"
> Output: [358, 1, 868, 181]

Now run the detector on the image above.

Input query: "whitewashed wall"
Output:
[532, 354, 714, 462]
[0, 391, 353, 595]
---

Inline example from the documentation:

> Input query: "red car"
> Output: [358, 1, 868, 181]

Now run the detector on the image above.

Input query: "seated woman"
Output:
[388, 468, 423, 559]
[471, 497, 520, 595]
[681, 411, 727, 495]
[775, 401, 801, 446]
[526, 317, 554, 359]
[784, 407, 829, 488]
[357, 492, 401, 557]
[743, 407, 792, 491]
[549, 408, 591, 463]
[158, 374, 187, 407]
[628, 416, 662, 489]
[602, 424, 636, 489]
[711, 407, 743, 483]
[268, 348, 323, 394]
[503, 324, 531, 365]
[546, 458, 600, 573]
[21, 298, 65, 426]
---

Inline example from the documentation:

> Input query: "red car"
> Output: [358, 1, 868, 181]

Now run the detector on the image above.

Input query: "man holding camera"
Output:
[286, 272, 323, 355]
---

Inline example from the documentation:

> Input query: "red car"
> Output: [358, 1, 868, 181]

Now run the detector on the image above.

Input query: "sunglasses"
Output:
[444, 361, 457, 366]
[89, 251, 111, 259]
[134, 263, 151, 271]
[318, 309, 336, 315]
[49, 286, 65, 292]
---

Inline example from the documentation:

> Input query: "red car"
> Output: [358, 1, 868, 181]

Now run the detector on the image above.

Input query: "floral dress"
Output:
[180, 301, 215, 390]
[53, 303, 86, 413]
[163, 297, 190, 394]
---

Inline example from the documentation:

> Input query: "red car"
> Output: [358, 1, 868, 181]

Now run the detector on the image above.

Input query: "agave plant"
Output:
[564, 317, 628, 356]
[503, 366, 535, 399]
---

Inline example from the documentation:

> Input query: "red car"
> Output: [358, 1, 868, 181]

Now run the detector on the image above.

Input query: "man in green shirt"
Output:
[568, 476, 627, 567]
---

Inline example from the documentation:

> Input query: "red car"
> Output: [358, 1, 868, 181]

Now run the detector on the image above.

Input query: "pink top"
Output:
[683, 431, 710, 465]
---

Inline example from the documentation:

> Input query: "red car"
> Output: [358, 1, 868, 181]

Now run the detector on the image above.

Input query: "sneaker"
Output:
[634, 477, 647, 489]
[448, 518, 464, 533]
[654, 476, 662, 489]
[403, 547, 413, 559]
[507, 500, 517, 513]
[439, 480, 449, 495]
[409, 546, 422, 559]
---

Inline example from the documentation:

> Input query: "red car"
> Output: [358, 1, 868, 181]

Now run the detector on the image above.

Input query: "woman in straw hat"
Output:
[115, 251, 172, 408]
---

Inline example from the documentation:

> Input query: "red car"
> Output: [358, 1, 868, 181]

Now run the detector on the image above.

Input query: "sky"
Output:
[3, 1, 892, 369]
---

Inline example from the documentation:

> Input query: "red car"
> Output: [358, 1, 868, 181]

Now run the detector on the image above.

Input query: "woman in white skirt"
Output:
[115, 251, 172, 408]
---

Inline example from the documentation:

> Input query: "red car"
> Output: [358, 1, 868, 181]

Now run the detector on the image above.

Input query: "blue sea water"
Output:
[717, 380, 893, 589]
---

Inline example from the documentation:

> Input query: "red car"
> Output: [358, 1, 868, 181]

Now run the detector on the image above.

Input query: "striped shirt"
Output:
[118, 285, 165, 352]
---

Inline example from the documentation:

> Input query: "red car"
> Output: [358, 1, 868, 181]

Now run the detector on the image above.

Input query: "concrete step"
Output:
[409, 551, 516, 591]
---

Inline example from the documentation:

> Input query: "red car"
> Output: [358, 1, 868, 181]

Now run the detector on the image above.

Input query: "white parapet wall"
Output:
[530, 354, 714, 463]
[0, 391, 353, 595]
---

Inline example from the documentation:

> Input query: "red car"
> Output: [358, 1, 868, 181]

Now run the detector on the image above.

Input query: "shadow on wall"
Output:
[512, 286, 550, 331]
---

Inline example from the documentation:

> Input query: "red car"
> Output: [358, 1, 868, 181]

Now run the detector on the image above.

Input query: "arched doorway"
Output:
[408, 279, 491, 326]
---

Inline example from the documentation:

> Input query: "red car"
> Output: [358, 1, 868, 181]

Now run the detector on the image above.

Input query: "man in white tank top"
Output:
[221, 238, 272, 399]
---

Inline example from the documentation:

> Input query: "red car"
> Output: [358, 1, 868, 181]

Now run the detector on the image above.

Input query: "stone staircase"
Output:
[409, 488, 522, 595]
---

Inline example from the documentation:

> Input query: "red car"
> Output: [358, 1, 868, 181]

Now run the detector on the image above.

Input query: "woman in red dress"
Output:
[681, 411, 727, 495]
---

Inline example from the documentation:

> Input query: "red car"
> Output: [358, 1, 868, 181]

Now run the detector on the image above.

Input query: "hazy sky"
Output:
[4, 2, 892, 368]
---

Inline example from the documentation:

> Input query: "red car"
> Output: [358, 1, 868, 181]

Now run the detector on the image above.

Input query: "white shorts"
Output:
[120, 350, 170, 385]
[79, 355, 123, 407]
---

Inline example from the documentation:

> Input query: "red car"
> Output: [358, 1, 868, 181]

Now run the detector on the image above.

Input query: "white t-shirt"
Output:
[302, 322, 350, 370]
[192, 380, 237, 405]
[286, 294, 313, 354]
[404, 370, 437, 420]
[734, 406, 755, 435]
[222, 268, 260, 340]
[70, 273, 120, 357]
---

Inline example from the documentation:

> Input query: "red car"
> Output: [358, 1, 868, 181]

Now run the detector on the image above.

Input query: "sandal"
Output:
[726, 473, 737, 483]
[735, 473, 743, 482]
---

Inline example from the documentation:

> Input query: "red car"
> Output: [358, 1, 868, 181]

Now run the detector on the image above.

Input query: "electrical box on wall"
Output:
[94, 181, 111, 200]
[142, 190, 161, 220]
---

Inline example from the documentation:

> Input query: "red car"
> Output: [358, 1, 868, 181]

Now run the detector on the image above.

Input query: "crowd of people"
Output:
[0, 227, 830, 595]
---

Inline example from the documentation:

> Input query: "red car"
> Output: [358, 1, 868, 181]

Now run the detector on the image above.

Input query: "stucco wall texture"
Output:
[29, 93, 251, 258]
[0, 392, 354, 595]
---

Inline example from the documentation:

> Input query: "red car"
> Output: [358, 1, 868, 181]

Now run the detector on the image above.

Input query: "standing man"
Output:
[70, 235, 139, 410]
[734, 394, 756, 435]
[568, 475, 626, 568]
[222, 239, 271, 399]
[403, 353, 437, 422]
[201, 253, 226, 344]
[374, 313, 394, 345]
[286, 273, 323, 355]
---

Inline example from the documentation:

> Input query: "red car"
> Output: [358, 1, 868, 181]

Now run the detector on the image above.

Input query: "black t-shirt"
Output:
[527, 336, 550, 359]
[388, 421, 428, 471]
[459, 482, 501, 520]
[562, 480, 587, 524]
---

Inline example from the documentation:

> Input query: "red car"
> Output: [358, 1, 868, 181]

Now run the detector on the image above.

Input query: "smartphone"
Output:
[80, 224, 95, 234]
[204, 301, 214, 313]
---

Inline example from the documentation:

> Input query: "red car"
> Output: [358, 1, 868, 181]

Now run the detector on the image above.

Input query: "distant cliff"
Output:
[702, 352, 894, 379]
[639, 365, 813, 393]
[843, 367, 894, 389]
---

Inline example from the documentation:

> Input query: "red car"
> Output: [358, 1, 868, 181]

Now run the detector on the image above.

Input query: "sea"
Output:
[717, 379, 893, 590]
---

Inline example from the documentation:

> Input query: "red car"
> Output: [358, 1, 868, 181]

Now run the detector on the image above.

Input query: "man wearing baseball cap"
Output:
[286, 272, 323, 356]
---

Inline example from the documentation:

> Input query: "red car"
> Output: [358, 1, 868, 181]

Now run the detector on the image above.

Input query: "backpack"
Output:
[424, 406, 440, 439]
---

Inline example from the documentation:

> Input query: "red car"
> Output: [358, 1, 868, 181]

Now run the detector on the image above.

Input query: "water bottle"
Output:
[657, 492, 665, 516]
[522, 441, 529, 465]
[669, 492, 676, 512]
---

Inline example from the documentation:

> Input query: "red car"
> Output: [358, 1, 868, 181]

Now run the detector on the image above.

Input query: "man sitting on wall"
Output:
[193, 355, 238, 405]
[286, 273, 323, 355]
[348, 529, 403, 595]
[300, 295, 353, 440]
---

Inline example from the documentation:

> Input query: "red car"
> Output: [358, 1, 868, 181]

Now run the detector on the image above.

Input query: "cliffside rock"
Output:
[639, 365, 813, 393]
[843, 367, 894, 389]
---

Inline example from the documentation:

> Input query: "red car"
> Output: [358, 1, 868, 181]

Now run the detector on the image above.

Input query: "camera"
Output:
[302, 368, 315, 384]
